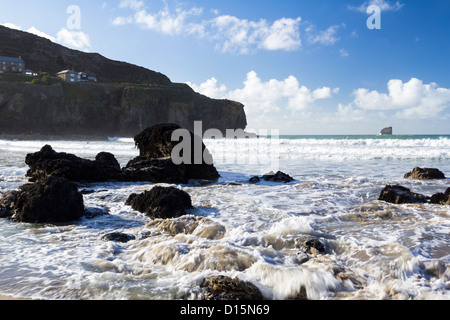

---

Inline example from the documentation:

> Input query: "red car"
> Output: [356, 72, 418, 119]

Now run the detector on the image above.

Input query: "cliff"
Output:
[0, 81, 247, 138]
[0, 26, 247, 137]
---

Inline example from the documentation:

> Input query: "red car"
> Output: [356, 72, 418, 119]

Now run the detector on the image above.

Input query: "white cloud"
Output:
[1, 22, 91, 51]
[349, 0, 404, 12]
[306, 24, 343, 46]
[119, 0, 145, 11]
[133, 5, 205, 36]
[56, 28, 91, 51]
[187, 71, 338, 117]
[340, 48, 349, 57]
[113, 2, 301, 53]
[112, 16, 134, 26]
[210, 15, 301, 54]
[352, 78, 450, 119]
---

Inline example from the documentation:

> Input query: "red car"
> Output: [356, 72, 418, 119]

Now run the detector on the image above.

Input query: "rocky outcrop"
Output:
[200, 276, 264, 301]
[131, 124, 220, 181]
[249, 171, 294, 184]
[126, 186, 193, 219]
[0, 176, 84, 223]
[404, 167, 446, 180]
[25, 145, 123, 182]
[430, 188, 450, 205]
[380, 127, 393, 135]
[378, 185, 429, 204]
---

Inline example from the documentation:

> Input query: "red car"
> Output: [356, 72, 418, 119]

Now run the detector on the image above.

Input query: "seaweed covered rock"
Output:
[1, 176, 84, 223]
[404, 167, 446, 180]
[378, 185, 429, 204]
[200, 276, 264, 300]
[126, 186, 193, 219]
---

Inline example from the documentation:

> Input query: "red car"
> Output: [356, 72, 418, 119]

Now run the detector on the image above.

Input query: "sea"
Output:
[0, 134, 449, 300]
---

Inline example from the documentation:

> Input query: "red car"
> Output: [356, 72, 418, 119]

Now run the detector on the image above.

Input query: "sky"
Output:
[1, 0, 450, 135]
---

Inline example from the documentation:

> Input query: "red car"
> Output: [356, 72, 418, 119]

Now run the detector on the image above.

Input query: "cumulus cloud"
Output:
[349, 0, 404, 12]
[55, 28, 91, 51]
[187, 71, 338, 116]
[352, 78, 450, 119]
[112, 1, 301, 53]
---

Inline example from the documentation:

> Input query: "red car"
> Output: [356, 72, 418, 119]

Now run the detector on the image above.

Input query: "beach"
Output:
[0, 135, 449, 300]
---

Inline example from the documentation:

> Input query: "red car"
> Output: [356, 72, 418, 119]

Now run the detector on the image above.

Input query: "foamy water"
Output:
[0, 136, 449, 300]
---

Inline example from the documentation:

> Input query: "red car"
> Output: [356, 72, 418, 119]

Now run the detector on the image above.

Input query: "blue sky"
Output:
[1, 0, 450, 135]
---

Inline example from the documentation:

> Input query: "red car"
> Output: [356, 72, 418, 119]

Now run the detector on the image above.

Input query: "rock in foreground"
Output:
[404, 167, 446, 180]
[126, 186, 193, 219]
[131, 124, 220, 182]
[0, 176, 84, 223]
[25, 145, 123, 183]
[378, 185, 429, 204]
[200, 276, 264, 300]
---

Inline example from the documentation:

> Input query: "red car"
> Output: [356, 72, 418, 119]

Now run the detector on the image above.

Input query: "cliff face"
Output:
[0, 81, 247, 137]
[0, 26, 247, 137]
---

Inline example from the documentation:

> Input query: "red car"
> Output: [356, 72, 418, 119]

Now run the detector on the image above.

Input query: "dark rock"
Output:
[200, 276, 264, 301]
[126, 186, 193, 219]
[380, 127, 393, 135]
[101, 232, 135, 243]
[25, 145, 123, 183]
[132, 124, 220, 182]
[0, 191, 17, 218]
[301, 238, 326, 255]
[249, 176, 261, 184]
[5, 176, 84, 223]
[430, 188, 450, 205]
[134, 123, 183, 159]
[123, 157, 188, 184]
[378, 185, 429, 204]
[0, 207, 12, 219]
[95, 152, 121, 170]
[404, 167, 446, 180]
[249, 171, 294, 184]
[84, 207, 110, 219]
[262, 171, 294, 183]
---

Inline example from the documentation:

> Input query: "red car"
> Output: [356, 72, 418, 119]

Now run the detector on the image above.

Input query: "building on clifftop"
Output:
[0, 56, 25, 74]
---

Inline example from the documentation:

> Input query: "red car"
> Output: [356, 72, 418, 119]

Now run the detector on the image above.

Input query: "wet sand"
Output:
[0, 294, 27, 300]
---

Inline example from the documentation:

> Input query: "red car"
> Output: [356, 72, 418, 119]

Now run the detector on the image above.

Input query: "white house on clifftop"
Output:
[57, 70, 97, 83]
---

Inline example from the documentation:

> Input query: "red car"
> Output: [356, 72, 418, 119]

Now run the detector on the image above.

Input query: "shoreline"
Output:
[0, 134, 123, 142]
[0, 294, 29, 300]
